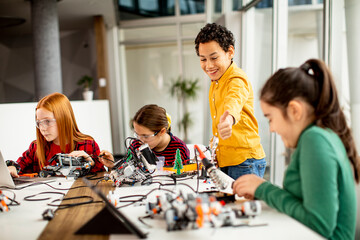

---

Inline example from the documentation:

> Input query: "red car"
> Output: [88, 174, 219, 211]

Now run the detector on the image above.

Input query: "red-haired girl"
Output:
[7, 92, 104, 177]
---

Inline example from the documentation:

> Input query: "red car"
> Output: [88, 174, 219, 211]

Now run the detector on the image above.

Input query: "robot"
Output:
[145, 192, 198, 231]
[39, 153, 91, 179]
[238, 200, 262, 217]
[143, 191, 260, 231]
[105, 143, 157, 187]
[195, 144, 235, 194]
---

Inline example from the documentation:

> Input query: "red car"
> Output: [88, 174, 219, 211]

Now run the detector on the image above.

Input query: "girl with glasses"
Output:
[7, 92, 104, 177]
[232, 59, 359, 239]
[100, 104, 190, 168]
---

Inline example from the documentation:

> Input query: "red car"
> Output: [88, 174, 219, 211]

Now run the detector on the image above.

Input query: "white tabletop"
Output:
[0, 175, 325, 240]
[106, 176, 325, 240]
[0, 177, 74, 240]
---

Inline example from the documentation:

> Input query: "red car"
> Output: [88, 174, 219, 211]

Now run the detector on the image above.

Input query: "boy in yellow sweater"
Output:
[195, 23, 266, 180]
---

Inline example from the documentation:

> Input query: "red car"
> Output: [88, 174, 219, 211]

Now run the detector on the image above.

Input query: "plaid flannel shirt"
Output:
[16, 140, 104, 174]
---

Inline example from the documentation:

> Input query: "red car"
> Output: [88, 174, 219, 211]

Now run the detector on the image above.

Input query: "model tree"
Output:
[173, 148, 184, 175]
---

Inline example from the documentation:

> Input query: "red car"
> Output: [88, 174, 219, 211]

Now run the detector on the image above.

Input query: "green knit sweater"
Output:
[255, 125, 356, 239]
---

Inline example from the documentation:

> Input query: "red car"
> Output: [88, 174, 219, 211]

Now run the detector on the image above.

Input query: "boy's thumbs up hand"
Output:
[217, 110, 234, 140]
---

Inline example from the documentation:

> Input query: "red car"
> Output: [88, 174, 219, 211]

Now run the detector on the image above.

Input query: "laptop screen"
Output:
[0, 151, 16, 188]
[82, 178, 148, 238]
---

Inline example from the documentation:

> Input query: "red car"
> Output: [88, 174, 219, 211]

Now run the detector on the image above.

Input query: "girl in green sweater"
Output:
[233, 59, 360, 239]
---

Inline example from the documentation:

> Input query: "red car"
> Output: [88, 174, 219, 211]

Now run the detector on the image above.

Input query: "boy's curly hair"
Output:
[194, 23, 235, 56]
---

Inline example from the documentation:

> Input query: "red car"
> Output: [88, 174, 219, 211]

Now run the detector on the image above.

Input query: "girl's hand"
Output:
[68, 150, 94, 167]
[99, 150, 115, 169]
[232, 174, 265, 199]
[8, 166, 19, 178]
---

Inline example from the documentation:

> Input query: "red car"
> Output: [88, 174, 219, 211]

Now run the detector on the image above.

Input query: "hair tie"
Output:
[166, 113, 171, 130]
[300, 62, 313, 75]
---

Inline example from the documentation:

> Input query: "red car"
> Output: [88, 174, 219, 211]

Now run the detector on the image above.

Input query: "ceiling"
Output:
[0, 0, 118, 36]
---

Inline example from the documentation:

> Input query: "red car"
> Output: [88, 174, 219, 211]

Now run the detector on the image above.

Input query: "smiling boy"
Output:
[195, 23, 266, 180]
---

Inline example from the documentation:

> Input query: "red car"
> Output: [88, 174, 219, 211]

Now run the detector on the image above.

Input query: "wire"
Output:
[138, 215, 153, 228]
[1, 179, 89, 191]
[1, 189, 20, 206]
[124, 137, 139, 151]
[140, 172, 197, 194]
[47, 195, 94, 209]
[119, 194, 146, 202]
[125, 137, 142, 148]
[171, 174, 196, 181]
[84, 172, 105, 181]
[115, 194, 147, 208]
[176, 183, 197, 193]
[9, 181, 62, 190]
[145, 187, 175, 197]
[114, 187, 175, 209]
[194, 146, 200, 193]
[52, 200, 104, 214]
[115, 197, 144, 209]
[141, 174, 176, 186]
[24, 191, 65, 201]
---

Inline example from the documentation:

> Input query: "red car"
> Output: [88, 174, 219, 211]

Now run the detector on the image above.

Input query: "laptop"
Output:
[79, 178, 148, 238]
[0, 151, 40, 188]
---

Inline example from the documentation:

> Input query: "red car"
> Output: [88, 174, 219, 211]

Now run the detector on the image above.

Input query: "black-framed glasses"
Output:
[36, 119, 56, 129]
[133, 131, 159, 140]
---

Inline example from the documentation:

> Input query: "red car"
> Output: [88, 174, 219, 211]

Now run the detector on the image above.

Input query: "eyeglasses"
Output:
[36, 119, 57, 129]
[133, 131, 159, 140]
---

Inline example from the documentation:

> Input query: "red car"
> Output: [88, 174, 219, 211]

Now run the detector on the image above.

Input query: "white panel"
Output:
[0, 100, 112, 161]
[272, 0, 288, 186]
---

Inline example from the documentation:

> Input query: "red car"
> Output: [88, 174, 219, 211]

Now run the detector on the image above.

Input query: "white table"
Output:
[107, 176, 325, 240]
[0, 174, 325, 240]
[0, 178, 74, 240]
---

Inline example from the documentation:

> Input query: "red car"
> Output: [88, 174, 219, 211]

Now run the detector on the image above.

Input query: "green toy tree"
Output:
[173, 148, 184, 175]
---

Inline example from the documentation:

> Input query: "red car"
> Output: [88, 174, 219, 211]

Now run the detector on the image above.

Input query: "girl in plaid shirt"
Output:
[99, 104, 190, 168]
[7, 92, 104, 177]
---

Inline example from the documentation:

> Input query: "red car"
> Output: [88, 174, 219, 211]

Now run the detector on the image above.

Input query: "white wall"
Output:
[122, 40, 207, 146]
[0, 100, 112, 161]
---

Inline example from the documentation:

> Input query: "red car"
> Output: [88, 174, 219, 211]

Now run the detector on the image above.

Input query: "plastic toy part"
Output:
[39, 153, 91, 179]
[194, 145, 234, 194]
[42, 208, 55, 220]
[241, 200, 262, 217]
[0, 190, 9, 212]
[108, 143, 157, 187]
[141, 192, 258, 231]
[210, 136, 219, 163]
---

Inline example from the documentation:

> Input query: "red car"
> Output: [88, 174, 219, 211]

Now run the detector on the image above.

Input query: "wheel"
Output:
[39, 171, 48, 178]
[73, 170, 81, 179]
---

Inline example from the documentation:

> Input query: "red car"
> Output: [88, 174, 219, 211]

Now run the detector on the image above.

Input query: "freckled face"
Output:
[36, 108, 59, 145]
[199, 41, 234, 81]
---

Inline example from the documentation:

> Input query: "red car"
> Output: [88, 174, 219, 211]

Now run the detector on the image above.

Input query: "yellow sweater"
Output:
[209, 62, 265, 167]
